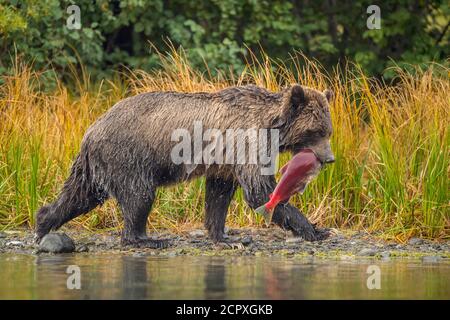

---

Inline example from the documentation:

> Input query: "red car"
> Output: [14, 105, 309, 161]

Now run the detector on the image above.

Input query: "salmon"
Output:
[254, 149, 321, 225]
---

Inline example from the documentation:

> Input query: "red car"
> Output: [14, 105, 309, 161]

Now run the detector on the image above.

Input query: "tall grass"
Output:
[0, 50, 448, 240]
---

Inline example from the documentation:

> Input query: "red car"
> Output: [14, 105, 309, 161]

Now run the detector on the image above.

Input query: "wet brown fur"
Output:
[35, 85, 334, 247]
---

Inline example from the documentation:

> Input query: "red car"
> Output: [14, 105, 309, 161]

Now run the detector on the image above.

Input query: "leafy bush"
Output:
[0, 0, 448, 80]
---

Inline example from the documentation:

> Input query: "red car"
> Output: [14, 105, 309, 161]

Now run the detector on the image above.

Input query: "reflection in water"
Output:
[204, 259, 226, 299]
[122, 257, 148, 299]
[0, 254, 449, 299]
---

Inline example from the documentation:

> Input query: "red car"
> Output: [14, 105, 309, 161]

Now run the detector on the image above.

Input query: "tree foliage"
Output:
[0, 0, 448, 79]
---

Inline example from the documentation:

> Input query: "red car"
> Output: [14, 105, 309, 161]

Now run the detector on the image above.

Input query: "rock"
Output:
[286, 237, 303, 244]
[0, 232, 6, 238]
[358, 248, 377, 256]
[241, 236, 252, 246]
[408, 237, 424, 246]
[38, 233, 75, 253]
[380, 251, 391, 258]
[189, 229, 206, 238]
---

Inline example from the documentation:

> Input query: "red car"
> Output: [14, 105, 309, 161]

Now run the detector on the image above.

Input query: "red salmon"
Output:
[255, 149, 321, 225]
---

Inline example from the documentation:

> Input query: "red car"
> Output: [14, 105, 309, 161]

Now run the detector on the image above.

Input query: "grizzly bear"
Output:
[35, 84, 335, 248]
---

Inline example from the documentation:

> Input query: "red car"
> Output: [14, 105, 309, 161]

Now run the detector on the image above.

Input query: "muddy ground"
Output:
[0, 227, 449, 260]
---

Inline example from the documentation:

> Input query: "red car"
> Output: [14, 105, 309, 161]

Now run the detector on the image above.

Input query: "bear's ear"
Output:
[324, 89, 334, 103]
[271, 85, 307, 128]
[289, 85, 307, 109]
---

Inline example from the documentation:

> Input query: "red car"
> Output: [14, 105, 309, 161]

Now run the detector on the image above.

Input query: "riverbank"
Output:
[1, 227, 449, 260]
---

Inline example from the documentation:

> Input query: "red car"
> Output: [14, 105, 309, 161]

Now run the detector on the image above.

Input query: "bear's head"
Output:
[274, 85, 335, 165]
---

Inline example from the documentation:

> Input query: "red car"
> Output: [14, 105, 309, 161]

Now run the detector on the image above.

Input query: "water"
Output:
[0, 254, 448, 299]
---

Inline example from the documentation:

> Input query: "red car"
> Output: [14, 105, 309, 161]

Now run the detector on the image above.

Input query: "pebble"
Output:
[189, 229, 206, 238]
[132, 253, 144, 257]
[358, 248, 377, 256]
[38, 233, 75, 253]
[1, 228, 449, 259]
[285, 250, 295, 256]
[76, 244, 89, 253]
[422, 245, 436, 251]
[408, 238, 424, 246]
[286, 237, 304, 244]
[432, 244, 442, 250]
[7, 240, 23, 246]
[241, 236, 252, 246]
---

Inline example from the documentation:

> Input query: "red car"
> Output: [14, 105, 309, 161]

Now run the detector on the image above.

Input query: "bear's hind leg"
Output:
[204, 176, 237, 243]
[117, 189, 169, 248]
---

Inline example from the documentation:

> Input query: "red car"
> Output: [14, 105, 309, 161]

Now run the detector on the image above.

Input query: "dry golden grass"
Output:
[0, 50, 448, 240]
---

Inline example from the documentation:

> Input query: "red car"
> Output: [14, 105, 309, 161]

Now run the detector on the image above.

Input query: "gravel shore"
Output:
[1, 227, 449, 260]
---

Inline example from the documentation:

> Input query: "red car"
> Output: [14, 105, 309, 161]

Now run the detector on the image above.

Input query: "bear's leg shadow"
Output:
[237, 170, 324, 241]
[204, 175, 237, 243]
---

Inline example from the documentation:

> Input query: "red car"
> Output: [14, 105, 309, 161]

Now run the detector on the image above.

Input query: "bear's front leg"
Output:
[271, 203, 324, 241]
[204, 175, 244, 248]
[236, 168, 325, 241]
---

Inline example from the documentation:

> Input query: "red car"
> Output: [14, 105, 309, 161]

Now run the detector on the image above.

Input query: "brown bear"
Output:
[35, 84, 335, 248]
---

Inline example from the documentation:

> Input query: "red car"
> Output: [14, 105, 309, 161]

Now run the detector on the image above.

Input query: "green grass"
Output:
[0, 51, 448, 240]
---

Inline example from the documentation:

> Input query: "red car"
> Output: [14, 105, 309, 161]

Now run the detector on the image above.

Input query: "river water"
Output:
[0, 254, 448, 299]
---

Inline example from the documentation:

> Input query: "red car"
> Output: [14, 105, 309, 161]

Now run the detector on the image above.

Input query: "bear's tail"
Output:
[35, 151, 108, 242]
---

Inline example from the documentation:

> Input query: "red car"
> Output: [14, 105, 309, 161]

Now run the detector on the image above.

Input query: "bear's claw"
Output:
[122, 238, 170, 249]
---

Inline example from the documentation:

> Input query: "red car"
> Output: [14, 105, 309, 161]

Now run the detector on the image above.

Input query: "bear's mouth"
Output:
[285, 143, 325, 166]
[292, 147, 323, 166]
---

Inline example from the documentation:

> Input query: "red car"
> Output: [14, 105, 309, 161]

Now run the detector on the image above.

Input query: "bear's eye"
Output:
[303, 130, 323, 141]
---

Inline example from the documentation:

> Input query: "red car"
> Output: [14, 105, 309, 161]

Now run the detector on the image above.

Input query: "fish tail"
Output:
[254, 205, 273, 226]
